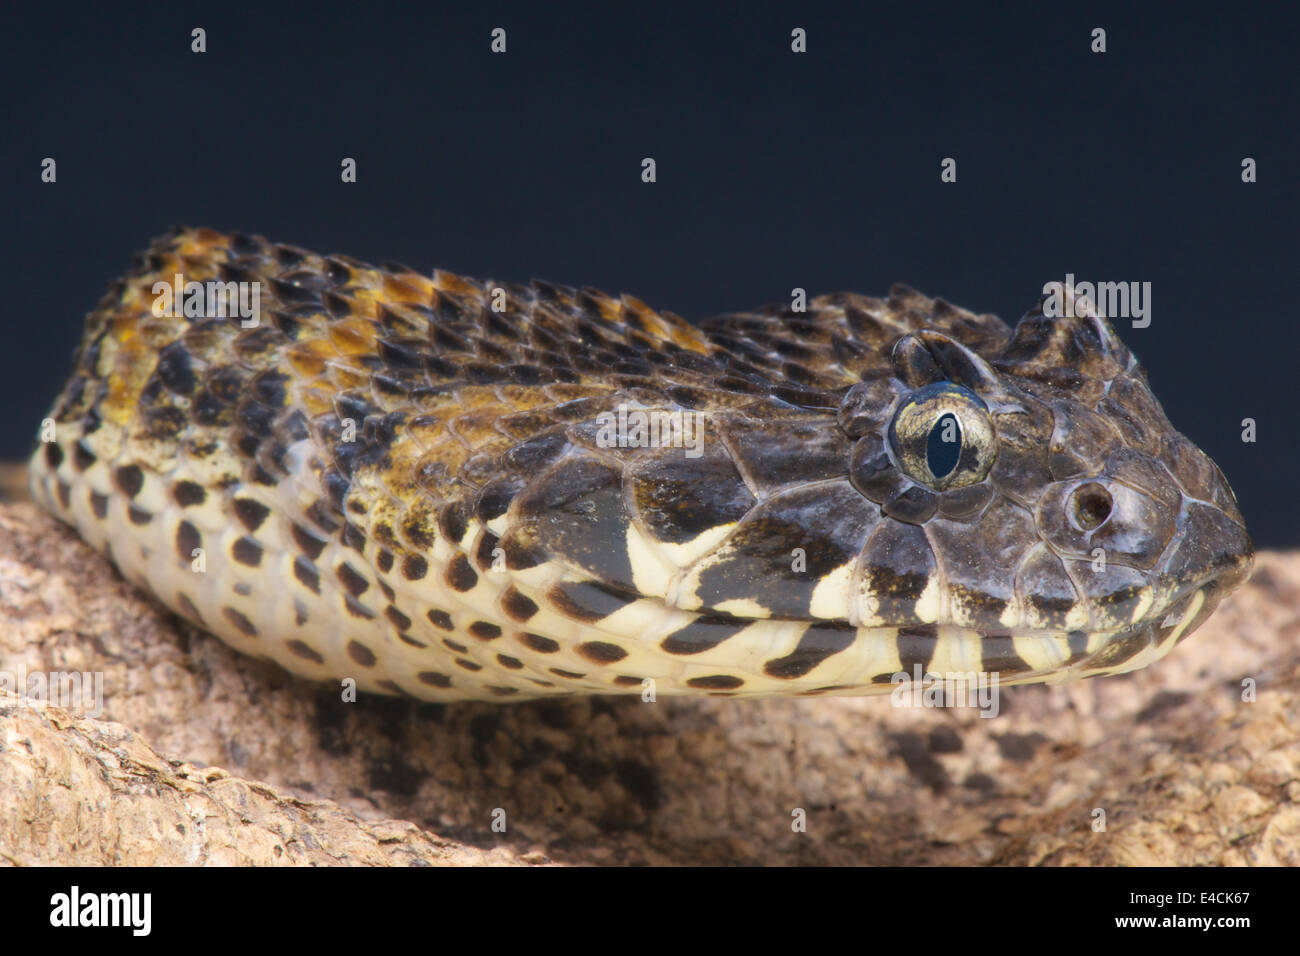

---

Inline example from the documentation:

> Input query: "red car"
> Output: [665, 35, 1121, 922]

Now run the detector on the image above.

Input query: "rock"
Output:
[0, 498, 1296, 866]
[0, 697, 528, 866]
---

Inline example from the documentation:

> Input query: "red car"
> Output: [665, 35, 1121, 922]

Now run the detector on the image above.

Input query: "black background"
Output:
[1, 1, 1294, 543]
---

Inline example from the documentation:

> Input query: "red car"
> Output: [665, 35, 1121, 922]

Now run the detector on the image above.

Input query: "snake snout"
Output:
[1162, 499, 1254, 602]
[1154, 432, 1254, 593]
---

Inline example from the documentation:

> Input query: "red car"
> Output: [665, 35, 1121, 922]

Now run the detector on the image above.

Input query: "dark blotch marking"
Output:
[288, 640, 325, 664]
[127, 504, 152, 526]
[401, 514, 435, 551]
[43, 442, 63, 470]
[548, 580, 636, 623]
[376, 549, 394, 574]
[496, 531, 547, 570]
[764, 622, 856, 679]
[115, 464, 144, 498]
[402, 554, 428, 580]
[232, 536, 263, 567]
[501, 587, 538, 622]
[514, 458, 635, 588]
[445, 554, 478, 592]
[687, 675, 745, 690]
[474, 530, 500, 571]
[979, 635, 1033, 674]
[456, 658, 483, 672]
[232, 497, 270, 531]
[305, 496, 340, 535]
[155, 340, 198, 394]
[385, 605, 413, 631]
[519, 632, 559, 654]
[437, 501, 469, 543]
[90, 490, 108, 519]
[175, 520, 202, 563]
[347, 641, 377, 667]
[341, 522, 366, 554]
[293, 557, 321, 594]
[859, 521, 936, 622]
[950, 583, 1009, 626]
[418, 671, 451, 688]
[578, 641, 627, 664]
[336, 562, 369, 596]
[661, 614, 747, 656]
[173, 480, 207, 507]
[692, 483, 877, 619]
[496, 654, 524, 669]
[426, 608, 454, 631]
[469, 621, 502, 641]
[344, 594, 376, 620]
[73, 442, 96, 471]
[250, 369, 289, 407]
[630, 451, 756, 545]
[222, 606, 258, 637]
[291, 523, 328, 561]
[476, 475, 526, 522]
[550, 668, 586, 679]
[896, 625, 939, 673]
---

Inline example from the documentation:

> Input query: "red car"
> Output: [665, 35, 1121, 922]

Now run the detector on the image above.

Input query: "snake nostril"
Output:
[1070, 481, 1113, 531]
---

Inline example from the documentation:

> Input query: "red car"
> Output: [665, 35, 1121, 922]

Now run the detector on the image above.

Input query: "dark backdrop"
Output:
[1, 1, 1295, 544]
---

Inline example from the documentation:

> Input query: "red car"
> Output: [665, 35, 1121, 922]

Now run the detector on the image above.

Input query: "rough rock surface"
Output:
[0, 497, 1296, 866]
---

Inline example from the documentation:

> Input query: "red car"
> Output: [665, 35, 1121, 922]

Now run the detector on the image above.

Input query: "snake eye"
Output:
[887, 383, 996, 491]
[927, 413, 961, 480]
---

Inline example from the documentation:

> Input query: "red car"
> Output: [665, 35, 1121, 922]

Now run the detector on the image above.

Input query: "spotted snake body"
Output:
[28, 228, 1253, 701]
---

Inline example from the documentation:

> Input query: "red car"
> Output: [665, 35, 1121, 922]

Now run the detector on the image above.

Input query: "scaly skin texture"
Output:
[28, 228, 1253, 701]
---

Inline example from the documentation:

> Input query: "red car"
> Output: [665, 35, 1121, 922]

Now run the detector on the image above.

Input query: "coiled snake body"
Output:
[29, 229, 1253, 701]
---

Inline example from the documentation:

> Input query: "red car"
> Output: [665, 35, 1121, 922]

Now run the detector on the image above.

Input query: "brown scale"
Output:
[29, 228, 1257, 699]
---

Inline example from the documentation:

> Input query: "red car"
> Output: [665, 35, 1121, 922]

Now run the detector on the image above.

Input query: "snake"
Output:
[27, 227, 1254, 702]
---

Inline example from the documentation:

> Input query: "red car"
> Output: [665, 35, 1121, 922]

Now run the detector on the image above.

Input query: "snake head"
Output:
[838, 286, 1253, 680]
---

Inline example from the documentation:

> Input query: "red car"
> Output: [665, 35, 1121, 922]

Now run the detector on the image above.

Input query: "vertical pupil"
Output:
[927, 413, 961, 479]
